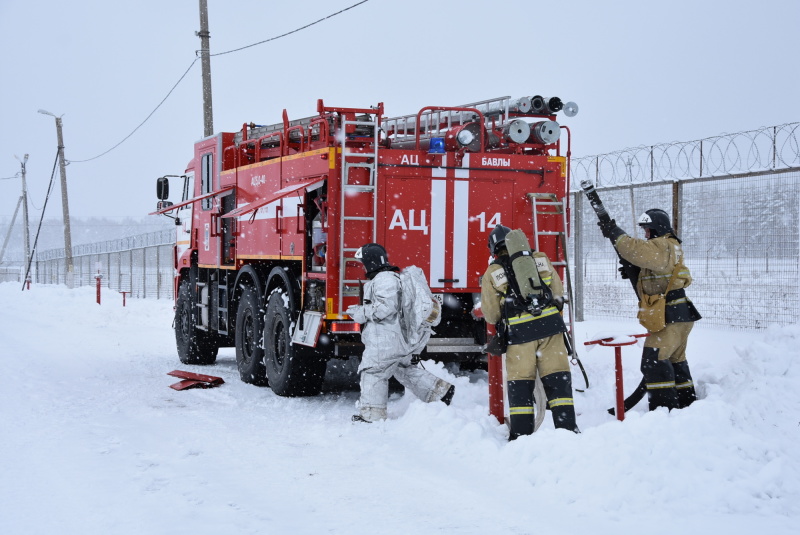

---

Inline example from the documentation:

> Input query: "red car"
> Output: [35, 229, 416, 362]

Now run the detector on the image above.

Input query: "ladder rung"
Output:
[344, 163, 377, 170]
[343, 186, 374, 193]
[535, 231, 563, 236]
[343, 152, 377, 158]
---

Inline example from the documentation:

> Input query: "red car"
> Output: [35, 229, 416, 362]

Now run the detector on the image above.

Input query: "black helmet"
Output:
[355, 243, 389, 274]
[638, 209, 673, 238]
[488, 224, 511, 255]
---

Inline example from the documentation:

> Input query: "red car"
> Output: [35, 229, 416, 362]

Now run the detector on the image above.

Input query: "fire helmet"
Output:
[355, 243, 389, 274]
[488, 224, 511, 255]
[637, 209, 673, 238]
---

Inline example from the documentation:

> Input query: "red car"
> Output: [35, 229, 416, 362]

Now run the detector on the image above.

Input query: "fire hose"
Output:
[580, 180, 647, 414]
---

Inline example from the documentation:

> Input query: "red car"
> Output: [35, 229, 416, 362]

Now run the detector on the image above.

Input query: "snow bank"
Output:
[0, 283, 798, 534]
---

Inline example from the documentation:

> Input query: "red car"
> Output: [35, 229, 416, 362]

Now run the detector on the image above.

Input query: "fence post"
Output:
[156, 245, 161, 299]
[129, 249, 134, 298]
[699, 139, 704, 177]
[573, 192, 584, 322]
[772, 126, 777, 169]
[650, 146, 654, 181]
[672, 180, 681, 235]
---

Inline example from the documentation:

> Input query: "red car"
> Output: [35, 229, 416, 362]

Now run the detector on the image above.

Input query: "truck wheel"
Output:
[175, 280, 218, 365]
[263, 290, 326, 396]
[234, 286, 268, 385]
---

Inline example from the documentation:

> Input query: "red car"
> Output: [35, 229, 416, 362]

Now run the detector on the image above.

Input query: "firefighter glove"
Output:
[346, 305, 367, 324]
[597, 218, 619, 238]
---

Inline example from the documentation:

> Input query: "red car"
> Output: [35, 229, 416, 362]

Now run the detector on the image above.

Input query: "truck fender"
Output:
[265, 265, 299, 317]
[233, 265, 263, 305]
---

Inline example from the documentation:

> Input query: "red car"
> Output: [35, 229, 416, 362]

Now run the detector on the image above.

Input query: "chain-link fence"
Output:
[33, 229, 175, 299]
[0, 263, 25, 284]
[570, 122, 800, 329]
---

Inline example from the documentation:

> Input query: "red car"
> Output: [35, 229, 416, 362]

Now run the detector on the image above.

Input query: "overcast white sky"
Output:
[1, 0, 798, 221]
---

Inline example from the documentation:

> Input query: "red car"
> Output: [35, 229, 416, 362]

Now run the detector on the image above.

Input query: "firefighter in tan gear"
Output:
[480, 225, 579, 438]
[599, 209, 701, 411]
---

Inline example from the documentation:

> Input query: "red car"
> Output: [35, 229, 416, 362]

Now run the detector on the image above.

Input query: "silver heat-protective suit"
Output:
[347, 270, 451, 422]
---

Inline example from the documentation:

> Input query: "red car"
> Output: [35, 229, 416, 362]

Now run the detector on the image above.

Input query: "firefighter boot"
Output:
[540, 371, 580, 433]
[673, 360, 697, 409]
[641, 347, 678, 411]
[507, 380, 535, 440]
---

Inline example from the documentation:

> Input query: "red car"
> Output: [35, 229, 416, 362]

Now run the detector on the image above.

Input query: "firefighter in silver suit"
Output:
[346, 243, 454, 423]
[599, 209, 701, 410]
[480, 225, 579, 438]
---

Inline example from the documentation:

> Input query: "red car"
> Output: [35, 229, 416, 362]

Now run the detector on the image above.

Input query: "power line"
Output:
[69, 0, 370, 164]
[70, 58, 199, 163]
[210, 0, 369, 57]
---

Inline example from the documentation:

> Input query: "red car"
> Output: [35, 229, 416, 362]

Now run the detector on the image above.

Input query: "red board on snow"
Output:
[167, 370, 225, 390]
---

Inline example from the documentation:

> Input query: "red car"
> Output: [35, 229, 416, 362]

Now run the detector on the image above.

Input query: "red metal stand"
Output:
[584, 333, 648, 421]
[120, 291, 130, 307]
[94, 271, 103, 305]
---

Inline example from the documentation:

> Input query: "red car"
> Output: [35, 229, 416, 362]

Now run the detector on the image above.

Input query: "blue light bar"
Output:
[429, 137, 445, 154]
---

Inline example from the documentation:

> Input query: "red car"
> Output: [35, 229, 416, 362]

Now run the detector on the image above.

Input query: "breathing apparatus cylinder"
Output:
[504, 229, 546, 315]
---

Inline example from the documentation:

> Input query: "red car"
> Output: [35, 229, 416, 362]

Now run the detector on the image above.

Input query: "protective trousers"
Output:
[358, 331, 451, 422]
[541, 372, 580, 432]
[673, 360, 697, 409]
[641, 321, 696, 410]
[505, 334, 578, 437]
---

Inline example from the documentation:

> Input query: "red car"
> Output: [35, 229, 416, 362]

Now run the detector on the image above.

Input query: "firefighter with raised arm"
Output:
[480, 225, 579, 439]
[598, 209, 701, 411]
[346, 243, 455, 423]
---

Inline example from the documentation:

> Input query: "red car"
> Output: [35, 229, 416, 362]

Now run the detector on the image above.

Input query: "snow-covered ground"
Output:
[1, 282, 798, 534]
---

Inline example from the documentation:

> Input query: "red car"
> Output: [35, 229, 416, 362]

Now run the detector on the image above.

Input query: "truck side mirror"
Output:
[157, 177, 170, 200]
[157, 200, 174, 211]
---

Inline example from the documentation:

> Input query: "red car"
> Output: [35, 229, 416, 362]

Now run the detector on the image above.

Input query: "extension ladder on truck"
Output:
[338, 116, 380, 313]
[528, 193, 586, 386]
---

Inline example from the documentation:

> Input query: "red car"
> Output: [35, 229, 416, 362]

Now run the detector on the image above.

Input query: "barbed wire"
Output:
[571, 122, 800, 188]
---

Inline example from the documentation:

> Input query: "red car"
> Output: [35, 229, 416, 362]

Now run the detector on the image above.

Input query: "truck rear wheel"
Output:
[234, 286, 268, 385]
[263, 289, 326, 396]
[175, 280, 218, 365]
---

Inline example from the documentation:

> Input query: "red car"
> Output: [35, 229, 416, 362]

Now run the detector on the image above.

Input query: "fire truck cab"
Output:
[154, 95, 578, 397]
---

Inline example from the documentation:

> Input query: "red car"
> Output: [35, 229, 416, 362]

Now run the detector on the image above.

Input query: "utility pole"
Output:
[197, 0, 214, 136]
[38, 109, 74, 288]
[15, 154, 32, 284]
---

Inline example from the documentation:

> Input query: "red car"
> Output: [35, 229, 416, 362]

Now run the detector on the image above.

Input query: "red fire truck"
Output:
[154, 94, 578, 397]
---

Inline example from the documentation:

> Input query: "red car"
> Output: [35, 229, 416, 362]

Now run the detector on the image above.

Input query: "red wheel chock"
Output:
[167, 370, 225, 391]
